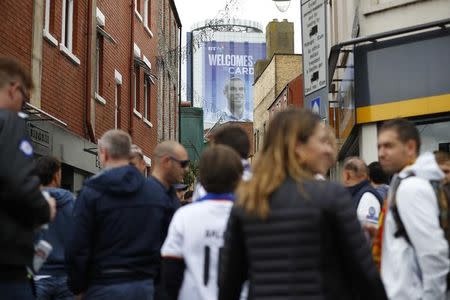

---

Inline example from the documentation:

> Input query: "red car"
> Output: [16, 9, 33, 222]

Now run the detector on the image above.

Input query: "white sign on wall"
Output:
[301, 0, 327, 96]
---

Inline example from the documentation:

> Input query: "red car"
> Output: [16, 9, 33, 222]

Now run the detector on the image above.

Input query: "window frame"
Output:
[61, 0, 74, 51]
[143, 76, 151, 121]
[144, 0, 151, 28]
[95, 32, 104, 96]
[43, 0, 58, 45]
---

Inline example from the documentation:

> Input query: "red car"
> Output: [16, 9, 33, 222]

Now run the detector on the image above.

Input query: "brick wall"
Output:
[157, 0, 180, 142]
[96, 0, 159, 159]
[253, 54, 302, 154]
[40, 0, 88, 137]
[0, 0, 33, 73]
[1, 0, 178, 163]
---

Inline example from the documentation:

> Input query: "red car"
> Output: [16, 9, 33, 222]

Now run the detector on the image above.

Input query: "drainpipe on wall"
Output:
[31, 0, 44, 107]
[129, 0, 135, 137]
[85, 0, 96, 142]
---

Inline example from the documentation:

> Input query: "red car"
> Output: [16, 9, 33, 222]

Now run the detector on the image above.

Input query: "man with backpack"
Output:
[378, 119, 449, 300]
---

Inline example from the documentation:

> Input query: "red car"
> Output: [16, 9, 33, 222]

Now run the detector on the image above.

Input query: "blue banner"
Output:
[203, 41, 266, 126]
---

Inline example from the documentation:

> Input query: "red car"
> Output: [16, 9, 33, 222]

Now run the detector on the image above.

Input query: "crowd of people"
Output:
[1, 57, 450, 300]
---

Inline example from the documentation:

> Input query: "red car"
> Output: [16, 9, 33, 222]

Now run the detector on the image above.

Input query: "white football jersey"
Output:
[161, 199, 233, 300]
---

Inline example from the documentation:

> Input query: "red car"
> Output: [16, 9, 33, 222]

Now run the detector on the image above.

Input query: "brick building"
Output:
[0, 0, 181, 191]
[253, 54, 302, 154]
[157, 0, 181, 142]
[268, 74, 304, 119]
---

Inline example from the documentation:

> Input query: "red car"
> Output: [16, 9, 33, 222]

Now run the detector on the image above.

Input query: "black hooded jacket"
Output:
[65, 165, 174, 294]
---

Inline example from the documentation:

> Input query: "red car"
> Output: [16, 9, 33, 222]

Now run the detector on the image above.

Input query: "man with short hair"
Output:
[378, 119, 449, 300]
[147, 140, 189, 299]
[0, 57, 56, 299]
[193, 124, 251, 201]
[342, 157, 383, 225]
[221, 77, 251, 122]
[34, 156, 75, 300]
[130, 144, 147, 175]
[66, 130, 172, 300]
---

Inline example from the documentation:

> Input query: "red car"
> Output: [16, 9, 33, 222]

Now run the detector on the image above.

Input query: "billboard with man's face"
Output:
[203, 41, 266, 127]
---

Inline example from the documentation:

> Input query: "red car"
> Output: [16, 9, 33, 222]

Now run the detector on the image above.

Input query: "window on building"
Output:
[115, 84, 121, 129]
[95, 33, 104, 95]
[61, 0, 75, 51]
[144, 0, 151, 29]
[133, 67, 140, 112]
[44, 0, 56, 35]
[143, 76, 151, 120]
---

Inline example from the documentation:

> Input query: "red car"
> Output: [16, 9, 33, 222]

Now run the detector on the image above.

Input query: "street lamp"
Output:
[272, 0, 291, 12]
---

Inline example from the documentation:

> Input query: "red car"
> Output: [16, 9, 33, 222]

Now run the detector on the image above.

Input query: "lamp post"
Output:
[272, 0, 291, 12]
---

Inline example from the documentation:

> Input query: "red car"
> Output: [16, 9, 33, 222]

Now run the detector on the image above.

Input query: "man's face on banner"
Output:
[224, 78, 245, 114]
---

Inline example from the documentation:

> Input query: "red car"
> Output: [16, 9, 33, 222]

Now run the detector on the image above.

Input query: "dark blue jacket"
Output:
[65, 165, 175, 295]
[347, 179, 383, 209]
[36, 188, 75, 276]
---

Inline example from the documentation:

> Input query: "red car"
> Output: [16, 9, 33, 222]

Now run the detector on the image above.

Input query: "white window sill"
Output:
[143, 118, 153, 128]
[95, 93, 106, 105]
[59, 44, 81, 65]
[144, 26, 154, 38]
[135, 10, 143, 22]
[133, 109, 142, 119]
[43, 30, 58, 47]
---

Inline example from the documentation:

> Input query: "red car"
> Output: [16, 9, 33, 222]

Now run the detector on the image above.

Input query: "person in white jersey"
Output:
[160, 145, 243, 300]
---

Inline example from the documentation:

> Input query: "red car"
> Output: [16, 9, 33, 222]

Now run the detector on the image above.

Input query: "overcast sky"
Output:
[174, 0, 302, 52]
[173, 0, 302, 101]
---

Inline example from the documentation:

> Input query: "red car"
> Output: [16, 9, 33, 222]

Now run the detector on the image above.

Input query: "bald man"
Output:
[147, 141, 189, 299]
[342, 157, 383, 225]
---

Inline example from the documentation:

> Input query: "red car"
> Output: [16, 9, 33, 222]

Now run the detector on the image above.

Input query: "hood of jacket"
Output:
[43, 187, 74, 208]
[85, 165, 144, 196]
[401, 152, 444, 181]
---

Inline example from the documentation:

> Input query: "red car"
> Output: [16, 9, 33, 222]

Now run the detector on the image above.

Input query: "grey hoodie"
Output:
[381, 152, 449, 300]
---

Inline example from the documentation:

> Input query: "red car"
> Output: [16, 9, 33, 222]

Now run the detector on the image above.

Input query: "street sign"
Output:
[301, 0, 327, 96]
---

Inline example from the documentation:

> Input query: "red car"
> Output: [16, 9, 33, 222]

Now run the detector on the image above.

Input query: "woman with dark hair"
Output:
[219, 108, 387, 300]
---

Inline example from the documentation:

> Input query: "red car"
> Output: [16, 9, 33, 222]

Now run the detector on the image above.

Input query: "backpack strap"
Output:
[390, 172, 416, 243]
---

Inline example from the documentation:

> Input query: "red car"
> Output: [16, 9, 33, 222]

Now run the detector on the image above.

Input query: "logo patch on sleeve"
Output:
[19, 140, 34, 157]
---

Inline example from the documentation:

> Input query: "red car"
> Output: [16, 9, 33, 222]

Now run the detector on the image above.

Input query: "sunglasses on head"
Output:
[169, 156, 190, 168]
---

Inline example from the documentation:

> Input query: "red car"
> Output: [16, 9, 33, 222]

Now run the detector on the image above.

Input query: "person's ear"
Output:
[343, 170, 350, 182]
[53, 170, 61, 186]
[405, 139, 417, 158]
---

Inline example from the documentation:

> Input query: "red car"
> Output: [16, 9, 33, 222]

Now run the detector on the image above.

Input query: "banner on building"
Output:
[203, 41, 266, 127]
